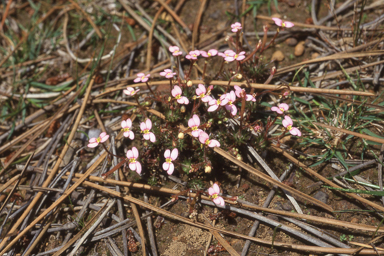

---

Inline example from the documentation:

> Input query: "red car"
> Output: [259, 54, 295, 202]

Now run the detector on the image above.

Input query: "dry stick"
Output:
[0, 85, 83, 176]
[23, 209, 59, 256]
[204, 208, 217, 256]
[69, 200, 116, 256]
[272, 145, 384, 214]
[247, 146, 303, 214]
[206, 222, 240, 256]
[79, 180, 379, 255]
[0, 93, 76, 147]
[379, 144, 384, 205]
[0, 6, 62, 68]
[67, 0, 102, 38]
[98, 80, 375, 98]
[118, 0, 170, 49]
[0, 0, 12, 31]
[144, 194, 158, 256]
[36, 169, 384, 233]
[191, 0, 207, 50]
[111, 137, 129, 256]
[241, 165, 293, 256]
[0, 77, 92, 252]
[277, 51, 384, 76]
[0, 150, 107, 255]
[0, 154, 32, 214]
[156, 0, 192, 37]
[313, 122, 384, 144]
[0, 175, 21, 195]
[146, 0, 171, 70]
[52, 200, 110, 256]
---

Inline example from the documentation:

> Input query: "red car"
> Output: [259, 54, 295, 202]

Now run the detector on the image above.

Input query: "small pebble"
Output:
[285, 38, 298, 47]
[294, 41, 305, 56]
[282, 201, 294, 211]
[313, 190, 329, 204]
[311, 52, 320, 59]
[272, 50, 285, 61]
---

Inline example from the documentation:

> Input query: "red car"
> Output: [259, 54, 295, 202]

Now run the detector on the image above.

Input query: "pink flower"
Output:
[163, 148, 178, 175]
[271, 18, 294, 28]
[169, 46, 182, 56]
[172, 85, 189, 105]
[282, 116, 301, 136]
[231, 22, 242, 33]
[208, 94, 228, 112]
[271, 103, 289, 114]
[121, 119, 134, 140]
[185, 50, 200, 60]
[133, 73, 150, 83]
[254, 125, 262, 132]
[188, 114, 202, 137]
[225, 51, 245, 62]
[196, 84, 213, 102]
[200, 49, 218, 57]
[208, 183, 225, 206]
[127, 147, 142, 174]
[140, 119, 156, 142]
[123, 87, 140, 96]
[87, 132, 109, 148]
[234, 85, 256, 102]
[199, 131, 220, 148]
[160, 69, 176, 79]
[218, 49, 235, 59]
[224, 91, 237, 116]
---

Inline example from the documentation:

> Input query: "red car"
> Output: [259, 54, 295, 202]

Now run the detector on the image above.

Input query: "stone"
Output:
[311, 52, 320, 59]
[285, 38, 298, 47]
[272, 50, 285, 62]
[313, 190, 329, 204]
[282, 201, 293, 211]
[294, 41, 305, 56]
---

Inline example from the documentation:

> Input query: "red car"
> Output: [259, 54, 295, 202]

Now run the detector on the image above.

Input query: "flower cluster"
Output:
[271, 104, 301, 136]
[86, 21, 299, 208]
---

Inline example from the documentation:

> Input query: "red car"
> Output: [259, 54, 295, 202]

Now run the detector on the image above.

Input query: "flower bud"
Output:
[236, 155, 243, 161]
[172, 140, 177, 147]
[180, 106, 186, 113]
[205, 165, 212, 173]
[236, 74, 242, 80]
[271, 66, 276, 75]
[187, 80, 193, 87]
[178, 132, 184, 139]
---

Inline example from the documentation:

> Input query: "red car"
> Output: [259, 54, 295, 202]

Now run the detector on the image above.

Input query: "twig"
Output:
[156, 0, 192, 37]
[144, 194, 158, 256]
[192, 0, 207, 50]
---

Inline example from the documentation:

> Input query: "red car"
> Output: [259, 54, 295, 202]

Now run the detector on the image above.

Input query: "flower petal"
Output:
[163, 162, 170, 171]
[133, 77, 141, 83]
[208, 187, 215, 196]
[209, 139, 220, 148]
[146, 119, 152, 130]
[149, 132, 156, 142]
[143, 133, 150, 140]
[129, 162, 136, 171]
[191, 129, 201, 138]
[126, 118, 132, 127]
[207, 105, 218, 112]
[140, 122, 146, 131]
[167, 163, 174, 175]
[272, 17, 283, 26]
[192, 115, 200, 126]
[127, 150, 133, 159]
[213, 184, 220, 194]
[164, 149, 170, 158]
[284, 21, 295, 28]
[132, 147, 139, 158]
[129, 131, 135, 140]
[171, 148, 178, 160]
[199, 132, 209, 144]
[121, 120, 127, 128]
[136, 162, 142, 174]
[279, 103, 289, 111]
[284, 115, 293, 126]
[188, 117, 195, 128]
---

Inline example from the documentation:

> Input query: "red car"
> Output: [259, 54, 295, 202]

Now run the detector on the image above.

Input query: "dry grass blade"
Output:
[68, 200, 116, 256]
[313, 122, 384, 144]
[30, 168, 384, 233]
[0, 153, 33, 214]
[214, 147, 333, 212]
[156, 0, 192, 37]
[272, 145, 384, 214]
[68, 0, 102, 38]
[192, 0, 207, 50]
[0, 151, 107, 254]
[52, 200, 111, 256]
[79, 180, 380, 255]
